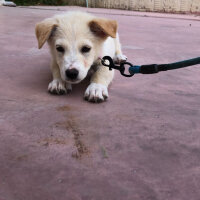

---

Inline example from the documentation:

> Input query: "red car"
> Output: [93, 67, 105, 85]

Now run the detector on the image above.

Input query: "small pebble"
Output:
[58, 179, 63, 183]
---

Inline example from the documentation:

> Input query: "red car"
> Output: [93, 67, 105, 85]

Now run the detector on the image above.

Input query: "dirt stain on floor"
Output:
[57, 105, 73, 112]
[57, 105, 89, 159]
[16, 154, 28, 161]
[65, 116, 89, 159]
[38, 137, 69, 146]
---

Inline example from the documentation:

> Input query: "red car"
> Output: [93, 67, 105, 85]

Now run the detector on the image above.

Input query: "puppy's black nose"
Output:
[65, 68, 79, 80]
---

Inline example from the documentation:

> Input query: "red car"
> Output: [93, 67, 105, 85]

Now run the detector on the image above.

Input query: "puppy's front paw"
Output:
[48, 79, 69, 95]
[84, 83, 108, 103]
[113, 54, 127, 64]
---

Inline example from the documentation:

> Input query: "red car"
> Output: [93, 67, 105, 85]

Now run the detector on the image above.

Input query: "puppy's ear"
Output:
[35, 18, 57, 49]
[89, 18, 117, 38]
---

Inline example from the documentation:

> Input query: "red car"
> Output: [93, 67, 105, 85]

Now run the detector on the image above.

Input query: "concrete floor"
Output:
[0, 6, 200, 200]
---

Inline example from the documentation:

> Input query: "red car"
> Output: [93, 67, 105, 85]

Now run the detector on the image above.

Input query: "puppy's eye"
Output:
[81, 46, 91, 53]
[56, 46, 65, 53]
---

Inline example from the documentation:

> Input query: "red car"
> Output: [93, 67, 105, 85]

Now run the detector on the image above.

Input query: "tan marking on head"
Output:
[35, 18, 57, 49]
[89, 18, 117, 38]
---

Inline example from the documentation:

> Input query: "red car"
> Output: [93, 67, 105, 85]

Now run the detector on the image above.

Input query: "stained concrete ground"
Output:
[0, 6, 200, 200]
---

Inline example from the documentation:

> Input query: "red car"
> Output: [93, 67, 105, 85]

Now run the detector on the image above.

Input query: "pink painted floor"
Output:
[0, 6, 200, 200]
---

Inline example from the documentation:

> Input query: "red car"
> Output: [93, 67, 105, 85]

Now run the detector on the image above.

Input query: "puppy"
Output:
[35, 11, 126, 102]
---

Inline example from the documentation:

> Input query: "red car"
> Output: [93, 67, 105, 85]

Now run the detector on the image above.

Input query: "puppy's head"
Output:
[35, 12, 117, 84]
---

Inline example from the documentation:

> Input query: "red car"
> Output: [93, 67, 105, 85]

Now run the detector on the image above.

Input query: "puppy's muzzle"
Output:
[65, 68, 79, 80]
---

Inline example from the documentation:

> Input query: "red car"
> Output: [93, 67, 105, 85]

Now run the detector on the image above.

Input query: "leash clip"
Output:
[101, 56, 134, 77]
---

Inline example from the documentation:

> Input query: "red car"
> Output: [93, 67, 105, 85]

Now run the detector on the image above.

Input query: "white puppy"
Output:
[35, 11, 126, 103]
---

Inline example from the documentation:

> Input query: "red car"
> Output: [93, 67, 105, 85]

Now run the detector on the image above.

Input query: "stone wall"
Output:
[87, 0, 200, 13]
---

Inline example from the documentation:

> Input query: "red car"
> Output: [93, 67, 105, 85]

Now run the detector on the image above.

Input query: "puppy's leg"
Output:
[84, 66, 114, 102]
[113, 33, 127, 63]
[48, 60, 72, 95]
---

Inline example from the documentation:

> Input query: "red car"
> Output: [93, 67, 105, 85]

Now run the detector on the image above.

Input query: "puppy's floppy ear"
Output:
[35, 18, 57, 49]
[89, 18, 117, 38]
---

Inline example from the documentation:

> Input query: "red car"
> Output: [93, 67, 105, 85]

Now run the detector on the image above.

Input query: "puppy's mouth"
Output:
[65, 78, 82, 84]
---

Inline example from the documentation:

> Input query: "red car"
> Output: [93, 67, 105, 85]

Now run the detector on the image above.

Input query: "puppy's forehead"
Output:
[55, 37, 93, 49]
[54, 27, 94, 49]
[54, 14, 94, 40]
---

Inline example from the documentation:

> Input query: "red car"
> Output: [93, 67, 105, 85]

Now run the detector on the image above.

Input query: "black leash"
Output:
[101, 56, 200, 77]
